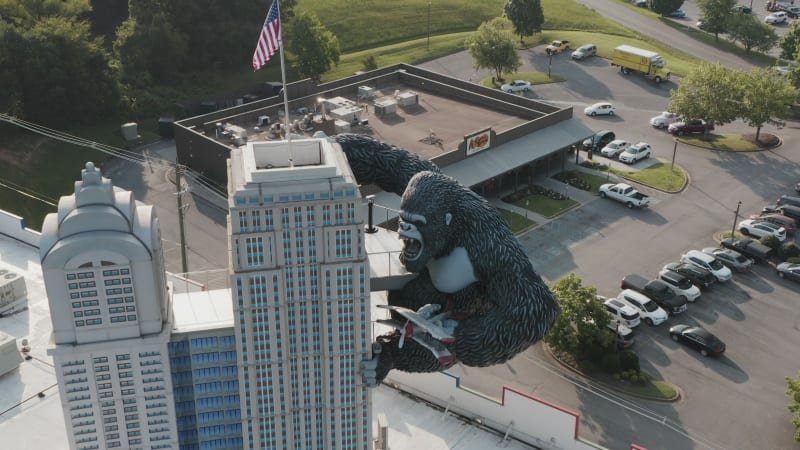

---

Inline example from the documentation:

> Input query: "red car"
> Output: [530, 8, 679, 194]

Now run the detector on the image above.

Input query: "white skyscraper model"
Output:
[41, 162, 178, 450]
[227, 138, 372, 449]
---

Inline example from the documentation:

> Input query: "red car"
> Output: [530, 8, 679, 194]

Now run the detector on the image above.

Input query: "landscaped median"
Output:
[677, 132, 781, 152]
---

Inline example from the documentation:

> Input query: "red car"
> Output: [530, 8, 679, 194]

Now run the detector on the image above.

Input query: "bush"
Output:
[778, 242, 800, 261]
[760, 234, 781, 249]
[578, 359, 596, 374]
[553, 171, 592, 191]
[600, 353, 621, 373]
[619, 349, 640, 372]
[361, 55, 378, 71]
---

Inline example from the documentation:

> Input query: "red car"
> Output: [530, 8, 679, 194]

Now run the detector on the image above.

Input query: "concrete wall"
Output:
[0, 210, 40, 248]
[386, 370, 607, 450]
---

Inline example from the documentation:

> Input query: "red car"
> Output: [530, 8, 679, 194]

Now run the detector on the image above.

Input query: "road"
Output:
[574, 0, 765, 69]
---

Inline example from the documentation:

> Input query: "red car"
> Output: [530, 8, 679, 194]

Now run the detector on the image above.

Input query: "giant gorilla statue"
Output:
[332, 133, 561, 385]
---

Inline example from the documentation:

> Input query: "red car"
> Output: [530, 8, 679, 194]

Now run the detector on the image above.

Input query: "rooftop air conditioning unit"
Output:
[0, 269, 27, 315]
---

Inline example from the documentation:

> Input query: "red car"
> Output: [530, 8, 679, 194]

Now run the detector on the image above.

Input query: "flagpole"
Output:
[276, 2, 293, 168]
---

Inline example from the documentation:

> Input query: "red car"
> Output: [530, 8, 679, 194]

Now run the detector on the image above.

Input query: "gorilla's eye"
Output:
[400, 211, 426, 225]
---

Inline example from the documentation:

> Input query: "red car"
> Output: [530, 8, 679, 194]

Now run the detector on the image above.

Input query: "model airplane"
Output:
[376, 304, 455, 343]
[376, 317, 455, 365]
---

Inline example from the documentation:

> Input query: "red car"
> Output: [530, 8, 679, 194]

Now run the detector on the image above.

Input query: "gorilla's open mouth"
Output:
[402, 237, 423, 261]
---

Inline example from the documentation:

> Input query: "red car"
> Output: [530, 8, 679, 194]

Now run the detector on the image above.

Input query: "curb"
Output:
[543, 344, 682, 403]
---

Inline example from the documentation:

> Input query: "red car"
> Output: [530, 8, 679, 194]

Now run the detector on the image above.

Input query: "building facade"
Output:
[41, 162, 179, 450]
[227, 138, 372, 449]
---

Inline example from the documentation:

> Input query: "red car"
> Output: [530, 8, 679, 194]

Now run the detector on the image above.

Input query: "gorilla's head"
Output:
[398, 171, 461, 273]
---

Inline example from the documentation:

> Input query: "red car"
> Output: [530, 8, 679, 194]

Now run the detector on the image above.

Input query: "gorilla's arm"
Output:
[334, 133, 440, 196]
[452, 269, 560, 367]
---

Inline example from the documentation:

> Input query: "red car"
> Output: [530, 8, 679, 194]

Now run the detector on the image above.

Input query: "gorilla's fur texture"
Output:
[335, 133, 561, 383]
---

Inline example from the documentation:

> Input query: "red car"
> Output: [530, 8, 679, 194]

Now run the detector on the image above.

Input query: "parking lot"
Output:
[423, 26, 800, 449]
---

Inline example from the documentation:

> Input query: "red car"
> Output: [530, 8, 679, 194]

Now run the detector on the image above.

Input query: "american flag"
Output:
[252, 0, 281, 71]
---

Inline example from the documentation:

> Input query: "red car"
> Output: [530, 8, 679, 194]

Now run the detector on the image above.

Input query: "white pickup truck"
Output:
[599, 183, 650, 208]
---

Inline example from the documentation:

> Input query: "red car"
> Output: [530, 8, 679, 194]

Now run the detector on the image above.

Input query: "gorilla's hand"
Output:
[360, 342, 383, 387]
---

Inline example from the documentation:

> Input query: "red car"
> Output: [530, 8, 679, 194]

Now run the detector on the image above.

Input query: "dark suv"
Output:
[662, 262, 716, 289]
[668, 119, 714, 136]
[582, 130, 616, 153]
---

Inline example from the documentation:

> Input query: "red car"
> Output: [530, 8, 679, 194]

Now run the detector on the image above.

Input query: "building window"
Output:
[245, 236, 265, 266]
[335, 230, 353, 258]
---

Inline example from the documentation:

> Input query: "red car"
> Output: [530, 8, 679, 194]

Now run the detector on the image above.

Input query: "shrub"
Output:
[778, 242, 800, 261]
[760, 234, 781, 249]
[553, 171, 592, 191]
[613, 373, 621, 381]
[578, 360, 596, 374]
[619, 350, 640, 372]
[600, 353, 621, 373]
[361, 55, 378, 71]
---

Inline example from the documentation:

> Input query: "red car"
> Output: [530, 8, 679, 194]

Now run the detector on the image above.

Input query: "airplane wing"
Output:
[376, 318, 454, 365]
[376, 304, 455, 343]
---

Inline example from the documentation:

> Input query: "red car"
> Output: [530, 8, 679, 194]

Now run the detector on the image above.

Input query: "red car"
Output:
[668, 119, 714, 136]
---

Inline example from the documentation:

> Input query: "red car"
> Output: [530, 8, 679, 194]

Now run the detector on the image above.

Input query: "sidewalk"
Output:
[488, 157, 623, 229]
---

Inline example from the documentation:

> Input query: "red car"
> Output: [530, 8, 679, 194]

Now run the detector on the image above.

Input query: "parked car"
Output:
[620, 275, 688, 315]
[784, 6, 800, 18]
[657, 269, 702, 302]
[777, 195, 800, 208]
[696, 19, 707, 30]
[649, 111, 679, 129]
[617, 289, 669, 326]
[571, 44, 597, 60]
[795, 181, 800, 193]
[719, 237, 774, 263]
[776, 262, 800, 282]
[665, 9, 686, 18]
[732, 5, 752, 13]
[749, 213, 796, 236]
[545, 40, 571, 55]
[762, 204, 800, 222]
[600, 139, 631, 158]
[584, 102, 616, 117]
[500, 80, 531, 93]
[680, 250, 733, 282]
[669, 324, 726, 357]
[582, 130, 616, 152]
[663, 262, 716, 289]
[603, 297, 642, 328]
[702, 247, 753, 273]
[633, 0, 647, 7]
[765, 11, 788, 24]
[618, 142, 652, 164]
[737, 219, 786, 242]
[668, 119, 714, 136]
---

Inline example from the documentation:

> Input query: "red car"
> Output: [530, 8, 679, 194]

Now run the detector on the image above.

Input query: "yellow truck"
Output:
[611, 45, 670, 84]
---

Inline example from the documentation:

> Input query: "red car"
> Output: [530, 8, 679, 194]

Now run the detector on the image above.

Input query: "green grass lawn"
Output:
[498, 208, 538, 233]
[553, 170, 611, 195]
[678, 133, 773, 151]
[612, 162, 687, 192]
[507, 189, 579, 218]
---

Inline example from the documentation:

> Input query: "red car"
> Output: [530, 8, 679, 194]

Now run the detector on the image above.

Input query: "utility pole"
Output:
[671, 138, 678, 171]
[427, 2, 432, 51]
[730, 201, 742, 238]
[175, 165, 189, 274]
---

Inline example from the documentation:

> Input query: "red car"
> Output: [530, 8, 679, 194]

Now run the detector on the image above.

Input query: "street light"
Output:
[731, 201, 742, 238]
[548, 52, 553, 77]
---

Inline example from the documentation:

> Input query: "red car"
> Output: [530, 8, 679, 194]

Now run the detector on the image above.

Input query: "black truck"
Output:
[621, 274, 688, 315]
[720, 237, 774, 263]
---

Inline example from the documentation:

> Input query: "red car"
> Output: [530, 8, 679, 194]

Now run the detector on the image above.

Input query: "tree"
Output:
[545, 274, 616, 361]
[649, 0, 684, 16]
[113, 10, 189, 86]
[286, 12, 341, 83]
[504, 0, 544, 46]
[727, 13, 779, 53]
[697, 0, 736, 41]
[780, 21, 800, 61]
[787, 371, 800, 441]
[739, 67, 797, 141]
[1, 16, 119, 125]
[464, 17, 521, 81]
[668, 62, 741, 135]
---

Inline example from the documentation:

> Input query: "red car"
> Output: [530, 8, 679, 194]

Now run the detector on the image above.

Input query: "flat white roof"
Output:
[171, 288, 235, 334]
